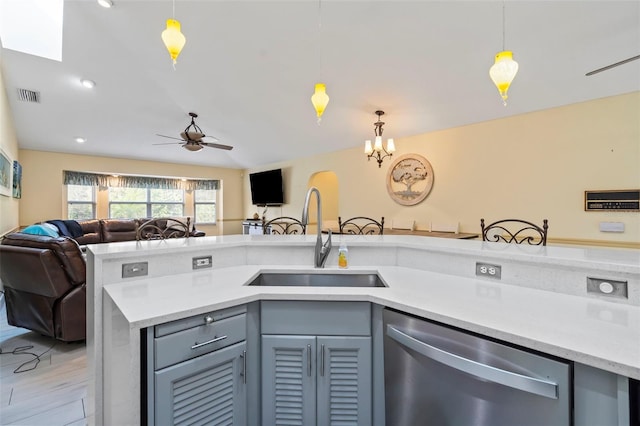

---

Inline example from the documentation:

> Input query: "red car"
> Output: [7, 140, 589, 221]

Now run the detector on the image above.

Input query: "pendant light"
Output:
[310, 0, 329, 124]
[489, 1, 518, 106]
[364, 110, 396, 168]
[161, 0, 186, 69]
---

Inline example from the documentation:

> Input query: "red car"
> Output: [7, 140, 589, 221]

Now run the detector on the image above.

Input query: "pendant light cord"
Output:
[318, 0, 323, 80]
[172, 0, 176, 19]
[501, 0, 506, 51]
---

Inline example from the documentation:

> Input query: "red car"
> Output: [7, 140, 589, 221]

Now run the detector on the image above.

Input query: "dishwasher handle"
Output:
[386, 325, 559, 399]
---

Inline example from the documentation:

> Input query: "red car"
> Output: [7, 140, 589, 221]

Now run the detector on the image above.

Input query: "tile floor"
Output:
[0, 298, 87, 426]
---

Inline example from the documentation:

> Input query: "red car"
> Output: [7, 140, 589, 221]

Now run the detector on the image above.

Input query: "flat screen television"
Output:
[249, 169, 284, 206]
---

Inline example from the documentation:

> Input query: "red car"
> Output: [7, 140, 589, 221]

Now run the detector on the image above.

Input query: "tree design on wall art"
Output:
[386, 154, 434, 206]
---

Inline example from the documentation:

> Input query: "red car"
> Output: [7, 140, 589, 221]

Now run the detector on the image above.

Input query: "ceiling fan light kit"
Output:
[154, 112, 233, 152]
[183, 142, 203, 152]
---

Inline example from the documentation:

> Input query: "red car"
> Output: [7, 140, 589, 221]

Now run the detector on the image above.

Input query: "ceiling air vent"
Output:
[17, 88, 41, 103]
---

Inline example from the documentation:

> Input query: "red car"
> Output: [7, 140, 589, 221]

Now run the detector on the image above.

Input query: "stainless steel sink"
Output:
[246, 272, 387, 287]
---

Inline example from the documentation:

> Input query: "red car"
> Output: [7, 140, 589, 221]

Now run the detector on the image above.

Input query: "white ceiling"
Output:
[1, 0, 639, 169]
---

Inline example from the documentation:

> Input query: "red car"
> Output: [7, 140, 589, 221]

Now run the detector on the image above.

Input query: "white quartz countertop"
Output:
[104, 263, 640, 380]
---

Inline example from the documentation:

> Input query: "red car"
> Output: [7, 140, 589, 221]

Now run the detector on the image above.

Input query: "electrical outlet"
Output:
[122, 262, 148, 278]
[475, 262, 502, 279]
[587, 277, 627, 298]
[193, 255, 213, 270]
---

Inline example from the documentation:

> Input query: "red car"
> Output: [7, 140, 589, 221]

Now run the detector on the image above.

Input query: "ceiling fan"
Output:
[585, 54, 640, 76]
[154, 112, 233, 152]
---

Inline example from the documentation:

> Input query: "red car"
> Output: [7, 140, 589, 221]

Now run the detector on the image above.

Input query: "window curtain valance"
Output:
[63, 171, 219, 191]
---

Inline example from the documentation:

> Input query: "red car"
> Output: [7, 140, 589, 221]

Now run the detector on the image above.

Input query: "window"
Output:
[109, 187, 184, 219]
[67, 184, 95, 220]
[194, 189, 216, 224]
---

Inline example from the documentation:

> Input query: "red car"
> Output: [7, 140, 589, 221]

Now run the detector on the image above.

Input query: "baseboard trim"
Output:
[0, 226, 20, 239]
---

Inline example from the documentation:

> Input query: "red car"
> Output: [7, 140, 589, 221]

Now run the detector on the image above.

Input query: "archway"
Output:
[307, 171, 338, 232]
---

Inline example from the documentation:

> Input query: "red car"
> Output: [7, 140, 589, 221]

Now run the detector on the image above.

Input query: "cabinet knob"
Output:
[204, 315, 214, 324]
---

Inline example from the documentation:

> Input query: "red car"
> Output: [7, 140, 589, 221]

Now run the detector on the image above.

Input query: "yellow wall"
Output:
[245, 92, 640, 246]
[18, 150, 245, 235]
[0, 51, 20, 236]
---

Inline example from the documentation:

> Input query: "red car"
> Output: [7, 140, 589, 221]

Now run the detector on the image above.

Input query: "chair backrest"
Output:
[262, 216, 306, 235]
[480, 218, 548, 246]
[338, 216, 385, 235]
[137, 217, 190, 240]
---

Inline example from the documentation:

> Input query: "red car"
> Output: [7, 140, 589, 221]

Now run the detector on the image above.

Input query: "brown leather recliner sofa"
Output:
[0, 217, 204, 342]
[0, 233, 87, 342]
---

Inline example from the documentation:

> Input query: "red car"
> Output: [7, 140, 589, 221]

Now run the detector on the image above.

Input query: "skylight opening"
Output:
[0, 0, 64, 62]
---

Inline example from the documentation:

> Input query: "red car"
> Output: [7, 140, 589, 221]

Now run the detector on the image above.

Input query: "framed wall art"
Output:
[12, 160, 22, 199]
[386, 153, 434, 206]
[0, 149, 12, 197]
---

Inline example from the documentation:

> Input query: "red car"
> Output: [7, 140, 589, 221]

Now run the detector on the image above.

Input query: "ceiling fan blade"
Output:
[156, 134, 186, 142]
[201, 134, 220, 142]
[152, 142, 183, 146]
[585, 54, 640, 76]
[201, 141, 234, 151]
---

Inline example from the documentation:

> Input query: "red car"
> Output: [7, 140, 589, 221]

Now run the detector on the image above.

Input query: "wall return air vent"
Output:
[17, 88, 41, 103]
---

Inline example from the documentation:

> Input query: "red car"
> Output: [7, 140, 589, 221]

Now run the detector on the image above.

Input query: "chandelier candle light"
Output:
[365, 110, 396, 168]
[161, 0, 186, 69]
[310, 0, 329, 124]
[489, 1, 518, 105]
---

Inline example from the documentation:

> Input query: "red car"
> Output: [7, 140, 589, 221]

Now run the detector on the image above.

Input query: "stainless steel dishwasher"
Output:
[383, 308, 571, 426]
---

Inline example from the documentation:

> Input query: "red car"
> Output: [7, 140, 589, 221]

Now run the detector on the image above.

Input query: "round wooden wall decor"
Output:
[386, 153, 434, 206]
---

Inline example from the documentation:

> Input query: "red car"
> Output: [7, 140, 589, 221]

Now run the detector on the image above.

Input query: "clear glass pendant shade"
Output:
[489, 51, 518, 105]
[311, 83, 330, 123]
[161, 19, 186, 65]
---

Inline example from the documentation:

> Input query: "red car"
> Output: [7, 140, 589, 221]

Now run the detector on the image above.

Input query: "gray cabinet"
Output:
[155, 341, 247, 425]
[260, 301, 373, 426]
[146, 305, 248, 425]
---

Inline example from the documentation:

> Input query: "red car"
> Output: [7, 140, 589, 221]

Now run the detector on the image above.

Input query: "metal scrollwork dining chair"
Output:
[262, 216, 306, 235]
[338, 216, 385, 235]
[480, 218, 548, 246]
[136, 217, 191, 240]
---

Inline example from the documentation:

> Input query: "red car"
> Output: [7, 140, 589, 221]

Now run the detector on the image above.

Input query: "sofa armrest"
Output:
[1, 233, 86, 285]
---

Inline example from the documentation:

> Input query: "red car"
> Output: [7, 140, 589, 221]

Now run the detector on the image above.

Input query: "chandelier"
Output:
[364, 110, 396, 168]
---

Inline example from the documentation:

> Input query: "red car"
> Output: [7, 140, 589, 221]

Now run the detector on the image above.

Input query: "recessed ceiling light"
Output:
[80, 79, 96, 89]
[75, 137, 86, 143]
[97, 0, 113, 8]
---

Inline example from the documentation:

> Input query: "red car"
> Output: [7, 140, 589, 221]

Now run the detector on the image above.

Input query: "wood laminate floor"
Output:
[0, 298, 88, 426]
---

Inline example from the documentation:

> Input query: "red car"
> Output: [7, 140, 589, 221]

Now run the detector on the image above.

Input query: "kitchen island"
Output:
[86, 234, 640, 425]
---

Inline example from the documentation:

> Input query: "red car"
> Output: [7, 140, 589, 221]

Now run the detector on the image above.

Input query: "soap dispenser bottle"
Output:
[338, 242, 348, 269]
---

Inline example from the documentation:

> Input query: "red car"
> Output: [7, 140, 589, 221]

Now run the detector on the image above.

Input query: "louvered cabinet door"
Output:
[316, 336, 372, 426]
[262, 335, 317, 426]
[155, 341, 247, 426]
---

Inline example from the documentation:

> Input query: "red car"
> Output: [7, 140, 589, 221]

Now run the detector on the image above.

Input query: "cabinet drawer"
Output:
[261, 301, 370, 336]
[155, 313, 246, 370]
[155, 305, 247, 337]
